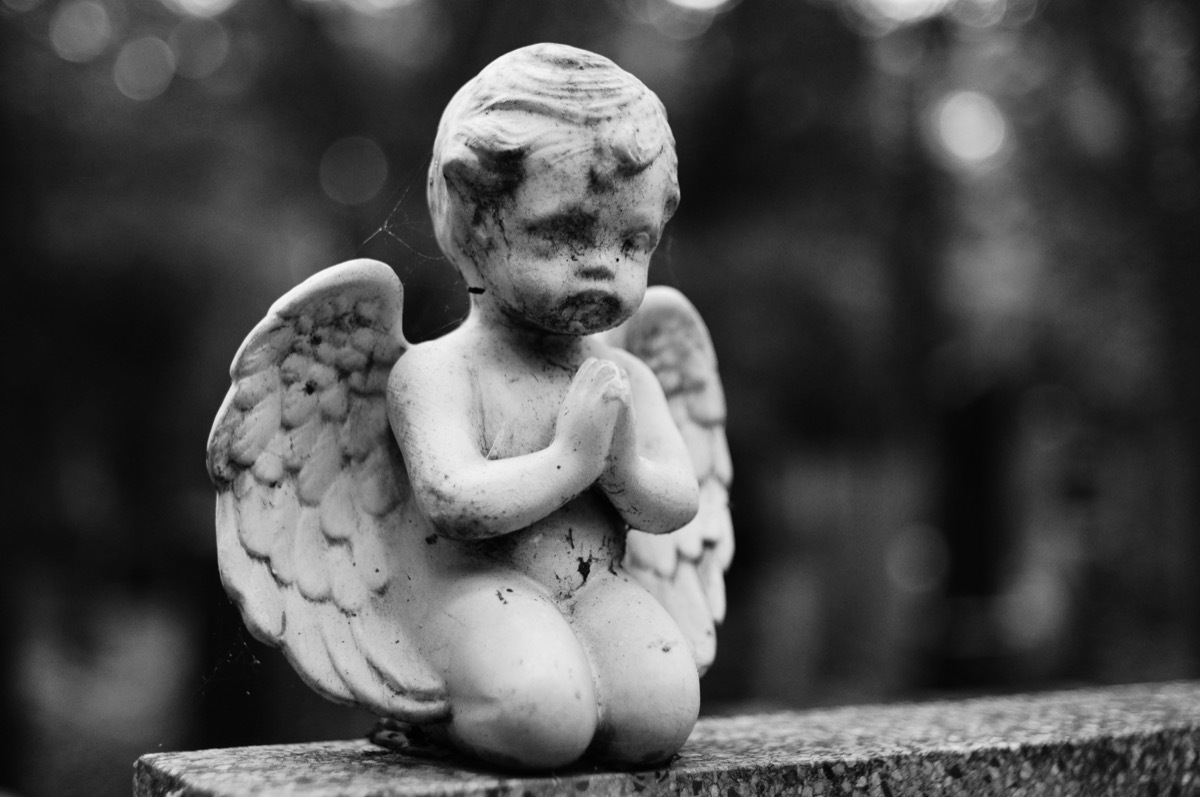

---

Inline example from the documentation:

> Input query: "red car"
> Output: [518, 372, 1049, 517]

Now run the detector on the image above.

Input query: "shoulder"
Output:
[389, 333, 476, 405]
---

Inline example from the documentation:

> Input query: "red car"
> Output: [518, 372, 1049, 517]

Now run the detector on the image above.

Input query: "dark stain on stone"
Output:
[467, 286, 486, 295]
[477, 148, 527, 196]
[588, 166, 614, 194]
[542, 50, 583, 68]
[577, 556, 592, 584]
[425, 534, 437, 545]
[496, 590, 507, 604]
[525, 207, 598, 252]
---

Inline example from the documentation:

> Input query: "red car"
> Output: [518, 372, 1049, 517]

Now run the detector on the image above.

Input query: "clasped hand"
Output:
[554, 357, 639, 491]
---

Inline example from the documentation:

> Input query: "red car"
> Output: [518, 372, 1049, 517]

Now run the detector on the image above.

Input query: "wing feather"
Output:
[235, 326, 295, 378]
[229, 394, 280, 466]
[320, 474, 362, 541]
[607, 286, 734, 674]
[232, 367, 279, 411]
[319, 381, 349, 421]
[217, 490, 286, 639]
[296, 425, 341, 504]
[282, 418, 320, 471]
[293, 507, 332, 601]
[208, 259, 448, 722]
[236, 479, 298, 559]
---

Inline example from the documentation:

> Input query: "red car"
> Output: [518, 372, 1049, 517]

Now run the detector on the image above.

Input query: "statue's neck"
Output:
[466, 303, 590, 369]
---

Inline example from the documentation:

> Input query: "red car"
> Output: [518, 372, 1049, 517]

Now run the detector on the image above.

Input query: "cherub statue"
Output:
[207, 43, 732, 771]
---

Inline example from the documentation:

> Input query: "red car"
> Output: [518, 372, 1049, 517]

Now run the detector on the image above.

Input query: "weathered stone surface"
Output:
[135, 681, 1200, 796]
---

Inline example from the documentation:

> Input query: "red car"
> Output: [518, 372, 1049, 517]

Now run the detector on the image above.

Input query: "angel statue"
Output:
[207, 42, 733, 771]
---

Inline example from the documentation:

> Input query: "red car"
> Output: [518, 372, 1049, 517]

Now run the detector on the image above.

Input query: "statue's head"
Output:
[428, 43, 679, 302]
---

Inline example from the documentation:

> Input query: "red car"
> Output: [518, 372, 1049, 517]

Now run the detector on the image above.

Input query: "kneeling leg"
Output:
[435, 578, 598, 770]
[570, 575, 700, 767]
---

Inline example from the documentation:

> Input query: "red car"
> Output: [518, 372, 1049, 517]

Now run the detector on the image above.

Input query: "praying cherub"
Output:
[207, 43, 733, 771]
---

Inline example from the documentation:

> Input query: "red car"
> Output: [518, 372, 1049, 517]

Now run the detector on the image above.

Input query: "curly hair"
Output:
[427, 43, 678, 276]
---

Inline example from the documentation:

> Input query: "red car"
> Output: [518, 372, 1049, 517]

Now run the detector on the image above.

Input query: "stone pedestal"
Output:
[135, 681, 1200, 796]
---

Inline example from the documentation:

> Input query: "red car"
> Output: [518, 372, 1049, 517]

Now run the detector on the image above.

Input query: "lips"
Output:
[556, 289, 626, 333]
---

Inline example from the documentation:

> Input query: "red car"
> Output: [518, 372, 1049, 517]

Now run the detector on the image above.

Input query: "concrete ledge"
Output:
[135, 681, 1200, 796]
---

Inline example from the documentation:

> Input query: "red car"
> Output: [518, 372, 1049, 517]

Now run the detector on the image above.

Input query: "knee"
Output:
[589, 642, 700, 767]
[447, 644, 598, 769]
[570, 581, 702, 766]
[441, 592, 598, 769]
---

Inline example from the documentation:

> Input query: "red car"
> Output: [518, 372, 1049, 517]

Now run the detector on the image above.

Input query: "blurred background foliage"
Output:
[2, 0, 1199, 794]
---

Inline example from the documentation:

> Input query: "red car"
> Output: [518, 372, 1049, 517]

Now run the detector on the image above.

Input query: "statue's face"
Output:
[473, 141, 677, 336]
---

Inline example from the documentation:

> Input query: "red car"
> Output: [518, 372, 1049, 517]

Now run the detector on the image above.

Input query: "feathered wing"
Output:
[206, 259, 449, 722]
[607, 286, 734, 675]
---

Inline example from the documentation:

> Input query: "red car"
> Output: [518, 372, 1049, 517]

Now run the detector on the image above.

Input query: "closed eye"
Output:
[623, 230, 657, 256]
[525, 208, 598, 248]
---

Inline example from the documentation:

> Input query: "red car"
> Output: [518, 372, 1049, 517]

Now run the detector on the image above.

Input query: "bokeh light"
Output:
[49, 0, 114, 63]
[301, 0, 451, 72]
[319, 136, 389, 206]
[338, 0, 420, 14]
[113, 36, 176, 100]
[663, 0, 731, 10]
[169, 17, 230, 80]
[934, 90, 1008, 166]
[857, 0, 951, 25]
[618, 0, 723, 40]
[950, 0, 1006, 28]
[886, 524, 950, 595]
[158, 0, 239, 18]
[996, 565, 1069, 650]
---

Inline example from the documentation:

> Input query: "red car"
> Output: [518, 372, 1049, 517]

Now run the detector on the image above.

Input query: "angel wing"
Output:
[206, 258, 448, 722]
[606, 286, 734, 675]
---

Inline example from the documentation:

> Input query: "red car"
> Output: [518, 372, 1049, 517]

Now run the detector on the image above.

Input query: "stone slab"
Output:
[135, 681, 1200, 796]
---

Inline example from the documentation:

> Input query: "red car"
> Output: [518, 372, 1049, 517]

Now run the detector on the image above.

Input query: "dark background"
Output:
[3, 0, 1199, 794]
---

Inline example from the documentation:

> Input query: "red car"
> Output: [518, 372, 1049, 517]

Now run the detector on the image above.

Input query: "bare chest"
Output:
[475, 365, 574, 460]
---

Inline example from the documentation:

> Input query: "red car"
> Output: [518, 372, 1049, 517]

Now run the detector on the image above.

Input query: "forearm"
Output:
[601, 455, 698, 534]
[413, 441, 596, 539]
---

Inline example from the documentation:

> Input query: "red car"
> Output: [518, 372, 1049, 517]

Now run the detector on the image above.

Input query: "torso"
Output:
[424, 325, 628, 600]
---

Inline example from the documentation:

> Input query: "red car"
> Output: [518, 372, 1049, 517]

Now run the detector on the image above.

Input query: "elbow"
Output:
[638, 476, 700, 535]
[671, 479, 702, 531]
[416, 482, 499, 541]
[425, 510, 480, 541]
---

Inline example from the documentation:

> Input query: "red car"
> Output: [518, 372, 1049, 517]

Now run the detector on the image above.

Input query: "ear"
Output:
[443, 142, 526, 201]
[442, 153, 482, 203]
